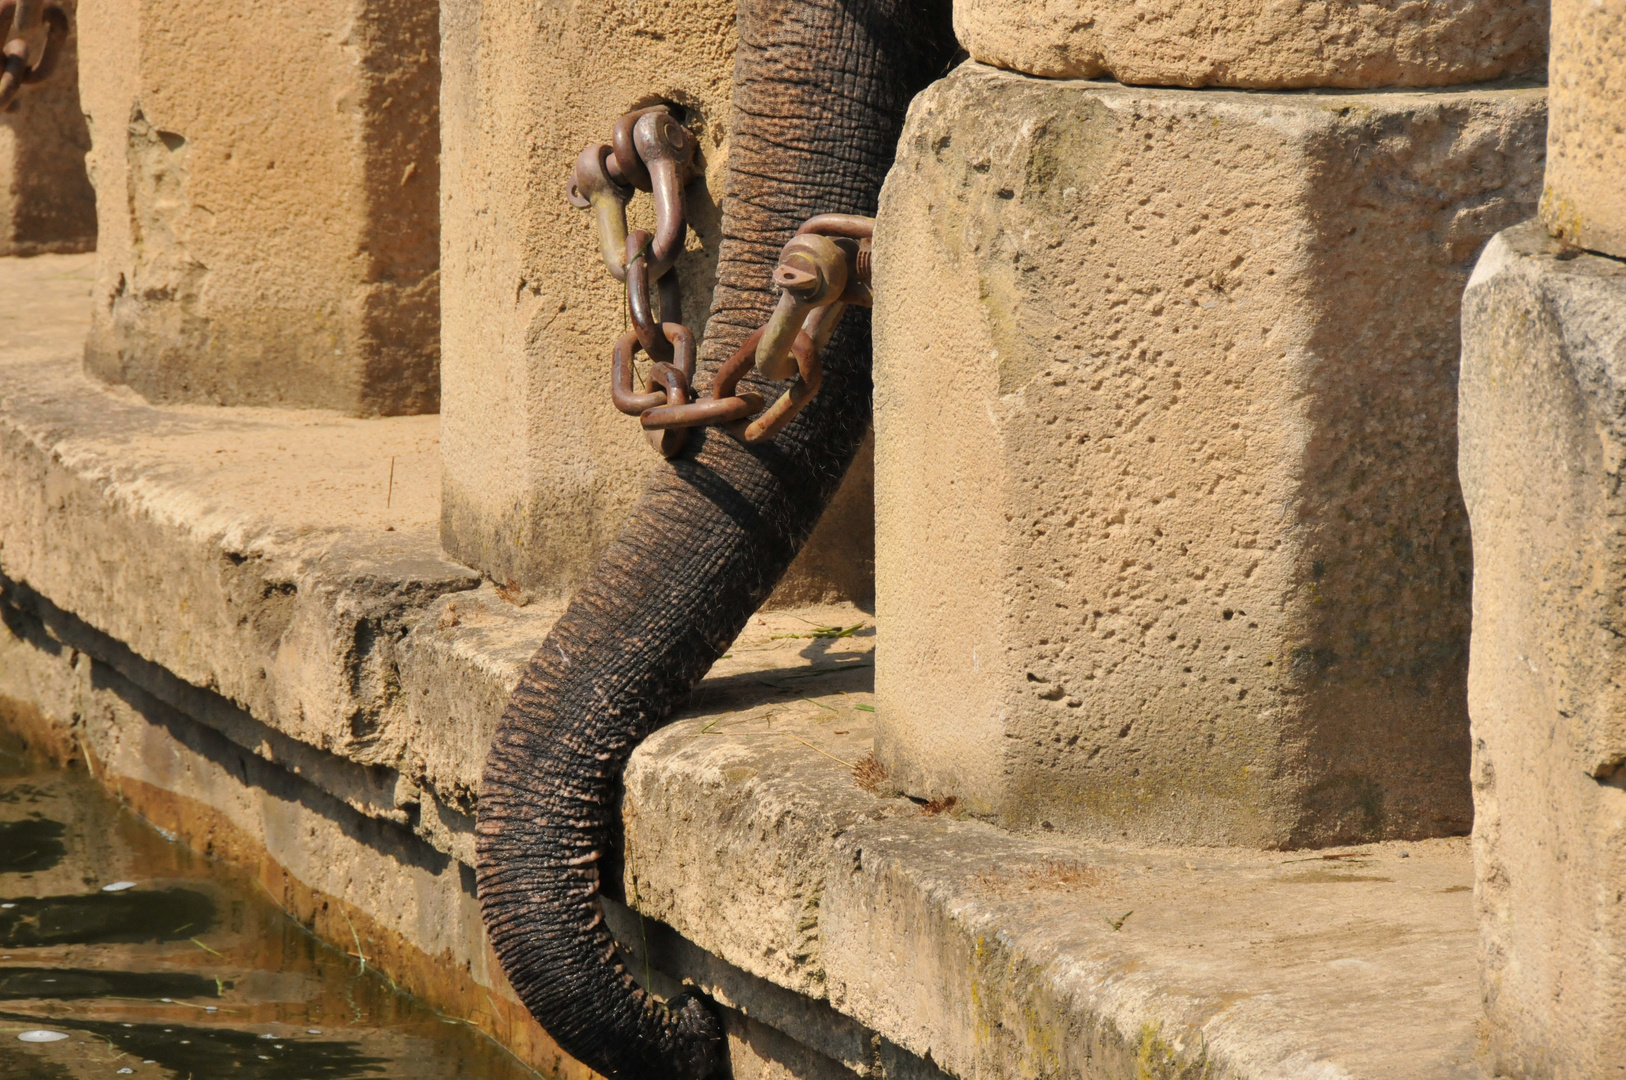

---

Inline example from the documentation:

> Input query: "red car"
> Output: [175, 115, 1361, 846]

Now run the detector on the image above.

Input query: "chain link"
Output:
[0, 1, 67, 112]
[570, 108, 874, 457]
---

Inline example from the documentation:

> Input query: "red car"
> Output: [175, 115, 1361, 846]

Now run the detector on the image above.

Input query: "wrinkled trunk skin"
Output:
[475, 3, 956, 1078]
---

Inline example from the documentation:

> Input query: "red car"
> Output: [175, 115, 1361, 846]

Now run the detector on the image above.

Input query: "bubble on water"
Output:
[102, 881, 137, 892]
[159, 997, 172, 1003]
[307, 1029, 321, 1034]
[117, 1071, 133, 1075]
[18, 1029, 69, 1042]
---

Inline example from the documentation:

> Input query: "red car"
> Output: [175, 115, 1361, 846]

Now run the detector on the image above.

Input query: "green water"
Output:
[0, 744, 539, 1080]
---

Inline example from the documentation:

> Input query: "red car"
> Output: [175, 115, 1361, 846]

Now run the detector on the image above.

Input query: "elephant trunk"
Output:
[474, 2, 956, 1078]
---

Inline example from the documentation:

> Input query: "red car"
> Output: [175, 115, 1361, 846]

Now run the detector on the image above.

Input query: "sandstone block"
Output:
[76, 0, 440, 414]
[623, 708, 1482, 1080]
[872, 64, 1545, 847]
[1541, 0, 1626, 258]
[0, 1, 95, 255]
[956, 0, 1549, 88]
[437, 0, 874, 601]
[1458, 220, 1626, 1078]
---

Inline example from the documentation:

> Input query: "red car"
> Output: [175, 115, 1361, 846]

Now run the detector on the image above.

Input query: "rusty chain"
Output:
[0, 0, 68, 112]
[569, 107, 873, 458]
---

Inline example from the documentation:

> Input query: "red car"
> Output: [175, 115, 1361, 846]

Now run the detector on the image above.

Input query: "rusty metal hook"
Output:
[633, 110, 694, 277]
[568, 143, 633, 281]
[569, 106, 695, 282]
[755, 220, 873, 382]
[757, 233, 847, 379]
[608, 106, 667, 193]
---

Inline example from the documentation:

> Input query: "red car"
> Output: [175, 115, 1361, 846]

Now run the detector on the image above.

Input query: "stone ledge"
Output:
[0, 260, 501, 854]
[0, 555, 907, 1080]
[624, 713, 1481, 1079]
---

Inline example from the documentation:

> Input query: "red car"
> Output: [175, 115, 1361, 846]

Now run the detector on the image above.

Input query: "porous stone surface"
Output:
[0, 0, 96, 255]
[1458, 220, 1626, 1079]
[75, 0, 440, 414]
[624, 709, 1483, 1080]
[1541, 0, 1626, 258]
[437, 0, 874, 604]
[955, 0, 1550, 88]
[872, 64, 1546, 848]
[0, 254, 488, 836]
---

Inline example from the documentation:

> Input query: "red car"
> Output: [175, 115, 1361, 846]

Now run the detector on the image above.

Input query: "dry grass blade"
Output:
[973, 859, 1104, 896]
[769, 622, 867, 641]
[782, 732, 854, 769]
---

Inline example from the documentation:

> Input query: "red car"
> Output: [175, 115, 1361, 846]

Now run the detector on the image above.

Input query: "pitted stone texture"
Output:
[1541, 0, 1626, 258]
[1459, 221, 1626, 1079]
[76, 0, 439, 415]
[956, 0, 1550, 88]
[872, 64, 1545, 848]
[438, 0, 874, 604]
[624, 711, 1481, 1080]
[0, 0, 95, 255]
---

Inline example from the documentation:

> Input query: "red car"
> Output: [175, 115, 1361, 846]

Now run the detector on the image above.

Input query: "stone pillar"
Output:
[438, 0, 874, 602]
[76, 0, 440, 415]
[0, 0, 96, 255]
[872, 21, 1546, 846]
[1542, 0, 1624, 258]
[1460, 221, 1626, 1080]
[1460, 3, 1626, 1074]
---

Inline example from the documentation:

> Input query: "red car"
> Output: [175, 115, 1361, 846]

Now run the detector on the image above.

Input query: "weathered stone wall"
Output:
[76, 0, 440, 415]
[1460, 220, 1626, 1080]
[955, 0, 1549, 88]
[1541, 0, 1625, 257]
[437, 0, 875, 604]
[1458, 3, 1626, 1074]
[0, 0, 96, 255]
[872, 28, 1546, 847]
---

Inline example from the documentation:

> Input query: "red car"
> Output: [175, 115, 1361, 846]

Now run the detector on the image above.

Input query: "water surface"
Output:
[0, 742, 538, 1079]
